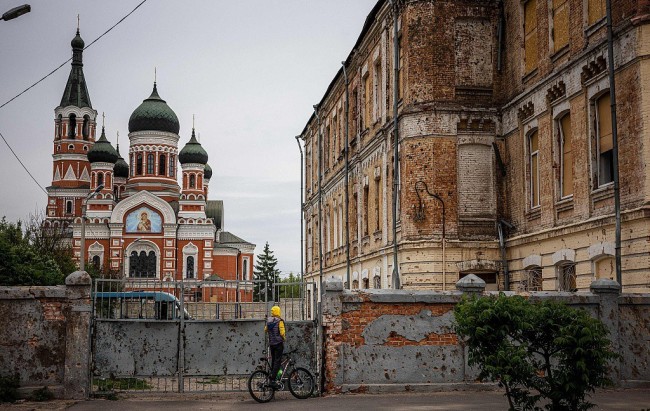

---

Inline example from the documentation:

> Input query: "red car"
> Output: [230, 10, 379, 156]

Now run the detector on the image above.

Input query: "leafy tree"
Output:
[454, 294, 617, 411]
[0, 218, 66, 286]
[253, 242, 280, 301]
[277, 272, 302, 299]
[24, 211, 76, 277]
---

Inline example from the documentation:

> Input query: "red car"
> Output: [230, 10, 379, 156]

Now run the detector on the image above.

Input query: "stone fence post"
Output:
[590, 278, 621, 385]
[455, 274, 486, 295]
[321, 278, 344, 393]
[63, 271, 92, 399]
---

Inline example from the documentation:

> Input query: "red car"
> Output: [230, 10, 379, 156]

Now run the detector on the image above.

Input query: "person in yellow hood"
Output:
[265, 305, 285, 388]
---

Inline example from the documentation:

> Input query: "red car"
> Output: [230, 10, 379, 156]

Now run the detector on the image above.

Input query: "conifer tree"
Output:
[253, 242, 280, 301]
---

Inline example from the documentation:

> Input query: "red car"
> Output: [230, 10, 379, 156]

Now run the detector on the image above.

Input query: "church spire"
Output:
[60, 28, 92, 108]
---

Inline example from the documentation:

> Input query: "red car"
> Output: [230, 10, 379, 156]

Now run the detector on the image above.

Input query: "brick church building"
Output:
[44, 29, 255, 300]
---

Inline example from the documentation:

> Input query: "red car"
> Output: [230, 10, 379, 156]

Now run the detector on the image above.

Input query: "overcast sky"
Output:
[0, 0, 377, 275]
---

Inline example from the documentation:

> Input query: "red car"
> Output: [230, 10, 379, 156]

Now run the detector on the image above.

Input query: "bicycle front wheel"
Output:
[248, 370, 275, 403]
[288, 367, 315, 399]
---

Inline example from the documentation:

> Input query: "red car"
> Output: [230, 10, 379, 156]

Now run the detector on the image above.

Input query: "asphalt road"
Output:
[2, 389, 649, 411]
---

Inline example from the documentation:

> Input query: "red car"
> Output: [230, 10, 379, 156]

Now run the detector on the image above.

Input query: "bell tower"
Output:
[46, 28, 97, 225]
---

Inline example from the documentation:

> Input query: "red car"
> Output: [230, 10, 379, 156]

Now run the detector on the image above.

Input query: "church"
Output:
[44, 29, 255, 301]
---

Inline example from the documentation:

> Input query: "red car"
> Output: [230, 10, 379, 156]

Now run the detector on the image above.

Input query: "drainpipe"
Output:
[606, 0, 621, 285]
[390, 0, 401, 289]
[341, 62, 351, 289]
[295, 136, 304, 285]
[314, 105, 324, 296]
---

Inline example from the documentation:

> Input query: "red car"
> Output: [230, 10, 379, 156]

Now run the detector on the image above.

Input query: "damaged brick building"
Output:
[299, 0, 650, 293]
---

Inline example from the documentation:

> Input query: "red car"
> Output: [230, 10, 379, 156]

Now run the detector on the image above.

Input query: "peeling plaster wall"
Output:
[322, 284, 650, 393]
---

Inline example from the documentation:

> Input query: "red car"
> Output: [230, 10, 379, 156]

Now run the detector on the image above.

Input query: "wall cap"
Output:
[456, 274, 486, 293]
[65, 271, 91, 286]
[325, 278, 344, 292]
[590, 278, 621, 294]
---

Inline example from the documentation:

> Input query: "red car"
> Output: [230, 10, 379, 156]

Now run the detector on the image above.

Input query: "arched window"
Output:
[189, 174, 196, 188]
[97, 173, 103, 188]
[82, 115, 90, 140]
[169, 155, 175, 177]
[147, 154, 154, 174]
[159, 154, 166, 175]
[558, 263, 576, 291]
[114, 186, 119, 201]
[186, 256, 194, 279]
[66, 200, 73, 214]
[129, 250, 157, 278]
[242, 258, 248, 281]
[362, 278, 369, 289]
[137, 154, 143, 175]
[92, 255, 100, 269]
[373, 276, 381, 289]
[68, 114, 77, 138]
[522, 266, 543, 291]
[57, 114, 63, 139]
[352, 280, 359, 289]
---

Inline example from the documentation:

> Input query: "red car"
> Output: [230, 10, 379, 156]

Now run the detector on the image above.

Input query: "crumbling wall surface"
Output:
[0, 286, 68, 389]
[618, 295, 650, 383]
[322, 278, 650, 393]
[322, 284, 470, 393]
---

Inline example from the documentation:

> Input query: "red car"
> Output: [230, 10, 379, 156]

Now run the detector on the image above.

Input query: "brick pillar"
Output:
[590, 278, 621, 385]
[321, 278, 344, 393]
[455, 274, 486, 296]
[63, 271, 92, 399]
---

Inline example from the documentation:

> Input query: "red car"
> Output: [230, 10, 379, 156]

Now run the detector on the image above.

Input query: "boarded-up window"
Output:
[373, 60, 381, 121]
[529, 130, 540, 208]
[588, 0, 606, 26]
[455, 18, 493, 87]
[398, 35, 404, 100]
[559, 114, 573, 197]
[364, 74, 372, 129]
[363, 185, 369, 236]
[595, 257, 614, 280]
[552, 0, 569, 52]
[596, 93, 613, 186]
[458, 143, 495, 218]
[524, 0, 538, 73]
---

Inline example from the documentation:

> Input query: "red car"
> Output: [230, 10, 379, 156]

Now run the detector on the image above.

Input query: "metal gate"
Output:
[89, 278, 319, 394]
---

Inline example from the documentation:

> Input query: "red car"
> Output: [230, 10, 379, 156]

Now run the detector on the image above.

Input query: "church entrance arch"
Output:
[125, 240, 160, 278]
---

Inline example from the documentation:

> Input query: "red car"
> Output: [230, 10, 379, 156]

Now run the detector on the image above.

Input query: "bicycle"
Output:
[247, 348, 315, 403]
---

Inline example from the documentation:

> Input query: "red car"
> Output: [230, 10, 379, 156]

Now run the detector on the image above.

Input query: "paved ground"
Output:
[1, 389, 649, 410]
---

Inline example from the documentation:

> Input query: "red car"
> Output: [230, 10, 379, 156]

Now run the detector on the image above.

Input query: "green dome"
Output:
[179, 129, 208, 165]
[204, 163, 212, 179]
[114, 145, 129, 178]
[87, 127, 119, 164]
[128, 83, 180, 134]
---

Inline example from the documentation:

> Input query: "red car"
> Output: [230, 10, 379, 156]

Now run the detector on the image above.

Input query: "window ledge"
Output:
[522, 68, 539, 84]
[373, 230, 382, 241]
[526, 207, 541, 221]
[555, 196, 574, 213]
[592, 184, 614, 203]
[585, 17, 607, 38]
[550, 45, 570, 63]
[361, 235, 370, 246]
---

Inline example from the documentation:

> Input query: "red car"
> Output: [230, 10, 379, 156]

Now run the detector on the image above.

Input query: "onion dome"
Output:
[178, 129, 208, 165]
[87, 127, 119, 164]
[128, 82, 180, 134]
[71, 29, 85, 49]
[114, 145, 129, 178]
[204, 163, 213, 180]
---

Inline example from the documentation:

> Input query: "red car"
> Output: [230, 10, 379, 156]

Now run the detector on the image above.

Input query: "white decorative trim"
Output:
[52, 153, 89, 161]
[88, 241, 104, 266]
[55, 106, 97, 118]
[522, 254, 542, 269]
[111, 190, 177, 225]
[177, 224, 216, 240]
[352, 271, 359, 280]
[182, 242, 199, 279]
[588, 242, 615, 260]
[551, 248, 576, 265]
[129, 131, 179, 147]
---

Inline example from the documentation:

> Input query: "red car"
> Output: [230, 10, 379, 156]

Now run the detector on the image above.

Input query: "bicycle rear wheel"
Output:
[288, 367, 315, 399]
[248, 370, 275, 403]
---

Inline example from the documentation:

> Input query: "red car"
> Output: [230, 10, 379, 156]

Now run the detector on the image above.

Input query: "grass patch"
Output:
[196, 376, 224, 385]
[93, 378, 152, 391]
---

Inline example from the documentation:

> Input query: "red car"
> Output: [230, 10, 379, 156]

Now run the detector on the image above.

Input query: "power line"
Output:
[0, 0, 148, 111]
[0, 130, 48, 195]
[0, 0, 148, 197]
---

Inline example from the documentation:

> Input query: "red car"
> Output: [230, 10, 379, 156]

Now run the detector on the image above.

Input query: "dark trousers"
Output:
[270, 342, 284, 380]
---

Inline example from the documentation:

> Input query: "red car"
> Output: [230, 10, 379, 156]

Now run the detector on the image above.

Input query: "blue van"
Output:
[93, 291, 191, 320]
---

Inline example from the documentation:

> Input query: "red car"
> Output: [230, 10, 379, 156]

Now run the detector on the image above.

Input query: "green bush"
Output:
[31, 386, 54, 402]
[454, 294, 617, 411]
[0, 374, 20, 403]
